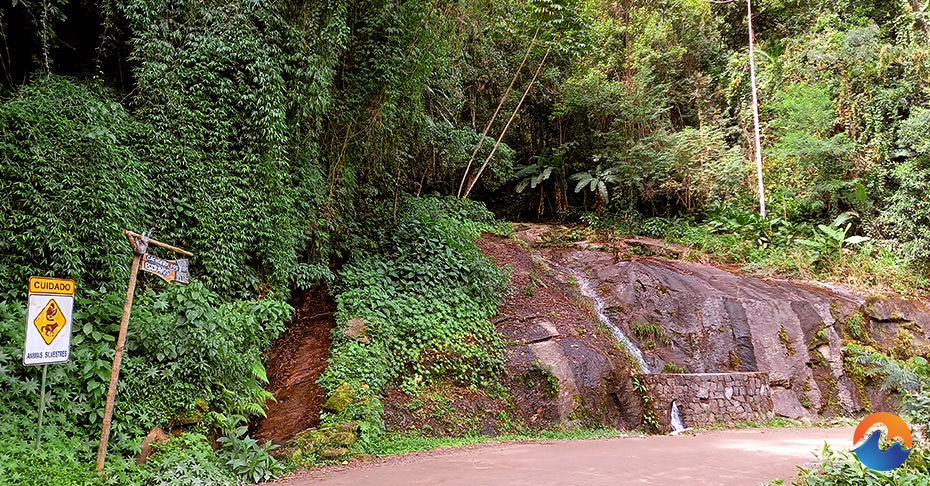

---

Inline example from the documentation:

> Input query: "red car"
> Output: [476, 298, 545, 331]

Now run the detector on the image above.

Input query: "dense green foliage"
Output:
[318, 196, 508, 450]
[507, 0, 929, 288]
[783, 344, 930, 485]
[0, 79, 148, 301]
[0, 283, 289, 483]
[143, 433, 237, 486]
[4, 1, 928, 288]
[786, 443, 930, 485]
[2, 0, 533, 478]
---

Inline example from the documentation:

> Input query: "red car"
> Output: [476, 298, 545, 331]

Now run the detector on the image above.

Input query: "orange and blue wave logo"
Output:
[851, 412, 912, 471]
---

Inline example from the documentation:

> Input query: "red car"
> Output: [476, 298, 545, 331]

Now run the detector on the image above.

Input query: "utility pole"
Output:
[747, 0, 766, 218]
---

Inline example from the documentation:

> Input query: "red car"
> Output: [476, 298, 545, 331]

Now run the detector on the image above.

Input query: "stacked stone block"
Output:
[642, 372, 774, 432]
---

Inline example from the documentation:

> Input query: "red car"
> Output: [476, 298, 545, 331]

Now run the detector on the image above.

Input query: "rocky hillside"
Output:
[267, 223, 930, 443]
[380, 230, 645, 436]
[476, 224, 930, 429]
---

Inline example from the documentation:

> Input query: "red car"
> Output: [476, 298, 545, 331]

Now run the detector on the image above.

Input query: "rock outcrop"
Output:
[479, 234, 645, 431]
[542, 242, 930, 420]
[381, 225, 930, 436]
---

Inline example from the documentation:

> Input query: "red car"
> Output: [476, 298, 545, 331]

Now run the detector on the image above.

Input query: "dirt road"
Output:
[270, 427, 850, 486]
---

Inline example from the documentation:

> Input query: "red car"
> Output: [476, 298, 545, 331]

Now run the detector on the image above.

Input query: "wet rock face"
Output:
[506, 330, 643, 429]
[548, 249, 930, 419]
[482, 225, 930, 428]
[478, 235, 644, 431]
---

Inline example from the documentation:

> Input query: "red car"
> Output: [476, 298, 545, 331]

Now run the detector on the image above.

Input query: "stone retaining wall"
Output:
[641, 372, 773, 432]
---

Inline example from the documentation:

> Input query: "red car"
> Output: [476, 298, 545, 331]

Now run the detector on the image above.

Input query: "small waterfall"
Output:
[670, 401, 686, 433]
[548, 260, 650, 373]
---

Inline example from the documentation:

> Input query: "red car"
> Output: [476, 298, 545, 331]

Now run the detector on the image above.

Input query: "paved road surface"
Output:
[270, 427, 850, 486]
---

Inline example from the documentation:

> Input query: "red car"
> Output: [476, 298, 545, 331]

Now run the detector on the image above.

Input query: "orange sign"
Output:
[29, 276, 75, 296]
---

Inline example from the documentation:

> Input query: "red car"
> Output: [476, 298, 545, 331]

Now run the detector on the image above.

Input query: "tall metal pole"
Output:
[747, 0, 766, 218]
[95, 252, 142, 471]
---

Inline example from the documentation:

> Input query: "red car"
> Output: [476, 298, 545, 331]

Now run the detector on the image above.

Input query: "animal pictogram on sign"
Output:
[33, 298, 67, 345]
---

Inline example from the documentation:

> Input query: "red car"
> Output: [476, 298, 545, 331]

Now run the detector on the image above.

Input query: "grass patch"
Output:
[371, 427, 634, 457]
[661, 362, 688, 373]
[689, 416, 857, 432]
[779, 325, 797, 357]
[631, 322, 672, 349]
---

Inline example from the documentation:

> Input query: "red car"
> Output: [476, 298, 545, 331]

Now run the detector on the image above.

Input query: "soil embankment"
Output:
[254, 287, 335, 444]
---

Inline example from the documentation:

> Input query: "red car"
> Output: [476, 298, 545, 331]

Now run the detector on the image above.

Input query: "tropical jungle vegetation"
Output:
[1, 0, 929, 484]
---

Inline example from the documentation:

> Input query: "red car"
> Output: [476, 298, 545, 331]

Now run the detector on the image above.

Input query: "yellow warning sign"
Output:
[29, 276, 75, 296]
[33, 298, 67, 345]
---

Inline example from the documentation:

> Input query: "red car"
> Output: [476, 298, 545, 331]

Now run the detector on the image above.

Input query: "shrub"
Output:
[0, 77, 149, 301]
[791, 442, 930, 485]
[883, 165, 930, 262]
[111, 282, 290, 450]
[0, 281, 290, 456]
[317, 196, 508, 449]
[0, 435, 118, 486]
[217, 426, 286, 483]
[144, 433, 236, 486]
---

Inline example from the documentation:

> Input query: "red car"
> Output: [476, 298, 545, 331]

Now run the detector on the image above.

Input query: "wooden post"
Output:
[95, 251, 142, 471]
[96, 229, 191, 471]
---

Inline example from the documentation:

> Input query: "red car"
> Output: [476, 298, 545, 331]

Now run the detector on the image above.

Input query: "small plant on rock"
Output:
[662, 362, 687, 374]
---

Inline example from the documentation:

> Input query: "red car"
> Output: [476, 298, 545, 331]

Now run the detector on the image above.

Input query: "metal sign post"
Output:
[24, 276, 75, 449]
[95, 229, 192, 472]
[37, 364, 47, 448]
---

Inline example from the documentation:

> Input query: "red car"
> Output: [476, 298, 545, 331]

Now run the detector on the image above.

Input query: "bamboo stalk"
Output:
[457, 25, 540, 198]
[464, 45, 552, 199]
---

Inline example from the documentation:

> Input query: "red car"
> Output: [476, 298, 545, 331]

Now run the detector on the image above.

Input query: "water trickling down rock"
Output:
[670, 401, 685, 433]
[548, 259, 650, 373]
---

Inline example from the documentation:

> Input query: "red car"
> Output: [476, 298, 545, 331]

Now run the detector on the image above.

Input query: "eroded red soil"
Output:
[254, 287, 335, 445]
